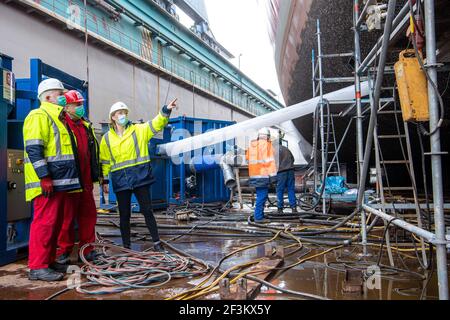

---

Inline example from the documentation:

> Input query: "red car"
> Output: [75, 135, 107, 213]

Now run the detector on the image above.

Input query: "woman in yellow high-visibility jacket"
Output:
[100, 99, 177, 252]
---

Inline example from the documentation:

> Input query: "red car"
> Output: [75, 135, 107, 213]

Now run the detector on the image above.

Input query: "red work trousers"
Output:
[56, 189, 97, 257]
[28, 192, 67, 270]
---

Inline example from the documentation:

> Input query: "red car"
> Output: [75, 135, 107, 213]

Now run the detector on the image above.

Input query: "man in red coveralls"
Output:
[56, 90, 102, 264]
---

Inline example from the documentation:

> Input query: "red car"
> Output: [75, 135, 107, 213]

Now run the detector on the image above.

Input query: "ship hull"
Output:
[269, 0, 450, 189]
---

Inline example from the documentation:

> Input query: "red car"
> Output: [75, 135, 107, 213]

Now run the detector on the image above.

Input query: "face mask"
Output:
[117, 114, 128, 127]
[74, 106, 85, 119]
[57, 95, 67, 107]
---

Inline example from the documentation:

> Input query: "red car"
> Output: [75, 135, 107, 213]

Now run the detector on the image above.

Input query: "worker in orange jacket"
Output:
[245, 127, 278, 222]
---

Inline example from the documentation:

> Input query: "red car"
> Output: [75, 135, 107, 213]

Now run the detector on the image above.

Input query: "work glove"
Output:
[40, 176, 54, 198]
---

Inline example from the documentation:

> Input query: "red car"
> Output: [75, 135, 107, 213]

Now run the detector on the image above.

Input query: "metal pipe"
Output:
[159, 83, 369, 157]
[353, 0, 364, 185]
[220, 156, 236, 189]
[424, 0, 449, 300]
[373, 121, 395, 266]
[321, 77, 362, 83]
[311, 48, 318, 186]
[312, 49, 316, 97]
[316, 19, 327, 215]
[321, 53, 354, 58]
[356, 0, 397, 251]
[404, 122, 429, 268]
[362, 205, 438, 244]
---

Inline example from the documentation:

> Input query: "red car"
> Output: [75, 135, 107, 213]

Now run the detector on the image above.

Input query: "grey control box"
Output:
[7, 149, 31, 222]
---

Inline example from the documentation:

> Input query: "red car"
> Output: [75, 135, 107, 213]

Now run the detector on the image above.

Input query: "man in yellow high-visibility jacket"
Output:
[100, 98, 178, 252]
[246, 127, 278, 223]
[23, 78, 82, 282]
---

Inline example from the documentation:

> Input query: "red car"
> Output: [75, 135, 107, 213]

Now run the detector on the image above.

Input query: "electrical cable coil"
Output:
[72, 240, 210, 295]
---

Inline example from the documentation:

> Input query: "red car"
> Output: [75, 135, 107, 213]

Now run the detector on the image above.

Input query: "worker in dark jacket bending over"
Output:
[276, 144, 298, 214]
[56, 90, 102, 265]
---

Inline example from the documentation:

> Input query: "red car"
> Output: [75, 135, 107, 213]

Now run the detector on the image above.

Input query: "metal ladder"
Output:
[311, 19, 354, 214]
[325, 115, 341, 177]
[374, 87, 417, 196]
[372, 86, 428, 268]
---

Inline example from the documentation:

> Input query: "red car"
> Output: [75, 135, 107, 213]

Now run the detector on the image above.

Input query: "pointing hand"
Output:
[167, 98, 178, 110]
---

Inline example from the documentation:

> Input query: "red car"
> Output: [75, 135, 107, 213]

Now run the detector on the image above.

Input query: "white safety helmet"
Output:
[37, 78, 65, 100]
[258, 127, 271, 138]
[109, 101, 129, 120]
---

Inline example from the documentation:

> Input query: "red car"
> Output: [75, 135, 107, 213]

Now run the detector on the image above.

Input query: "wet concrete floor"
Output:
[0, 212, 448, 300]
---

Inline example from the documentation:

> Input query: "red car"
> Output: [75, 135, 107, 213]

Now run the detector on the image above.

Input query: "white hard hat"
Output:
[37, 78, 65, 98]
[258, 127, 271, 137]
[109, 101, 129, 120]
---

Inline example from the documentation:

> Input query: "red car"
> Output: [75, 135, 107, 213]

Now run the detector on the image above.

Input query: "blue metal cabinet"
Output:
[0, 56, 88, 266]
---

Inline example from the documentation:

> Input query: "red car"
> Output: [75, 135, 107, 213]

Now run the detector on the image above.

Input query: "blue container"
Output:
[1, 57, 88, 265]
[166, 116, 236, 204]
[101, 116, 235, 211]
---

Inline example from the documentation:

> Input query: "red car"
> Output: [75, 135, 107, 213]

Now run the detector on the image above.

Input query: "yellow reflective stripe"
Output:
[25, 179, 80, 190]
[41, 109, 62, 155]
[148, 121, 158, 135]
[104, 132, 116, 164]
[53, 178, 80, 186]
[111, 156, 150, 171]
[25, 182, 41, 190]
[251, 174, 277, 179]
[32, 159, 47, 170]
[25, 155, 75, 163]
[105, 130, 144, 169]
[25, 139, 45, 147]
[131, 131, 141, 158]
[248, 158, 275, 165]
[47, 155, 75, 162]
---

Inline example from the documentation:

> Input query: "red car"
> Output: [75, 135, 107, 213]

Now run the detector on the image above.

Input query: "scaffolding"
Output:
[310, 0, 449, 300]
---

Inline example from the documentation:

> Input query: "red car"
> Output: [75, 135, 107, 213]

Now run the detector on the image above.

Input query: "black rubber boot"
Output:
[29, 268, 64, 282]
[49, 262, 69, 273]
[85, 250, 104, 262]
[55, 253, 71, 265]
[153, 241, 167, 253]
[78, 250, 104, 263]
[291, 207, 298, 214]
[277, 208, 284, 214]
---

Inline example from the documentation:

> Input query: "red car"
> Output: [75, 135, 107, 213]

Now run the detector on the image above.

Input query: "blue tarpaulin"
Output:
[321, 176, 349, 195]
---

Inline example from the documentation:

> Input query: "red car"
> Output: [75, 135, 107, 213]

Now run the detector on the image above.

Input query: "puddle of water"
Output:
[1, 221, 447, 301]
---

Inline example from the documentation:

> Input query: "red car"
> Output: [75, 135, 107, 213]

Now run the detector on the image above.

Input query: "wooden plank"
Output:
[206, 257, 283, 300]
[246, 258, 283, 300]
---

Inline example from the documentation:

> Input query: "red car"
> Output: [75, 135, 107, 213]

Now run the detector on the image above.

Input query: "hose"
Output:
[75, 240, 208, 295]
[408, 0, 445, 136]
[244, 275, 330, 300]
